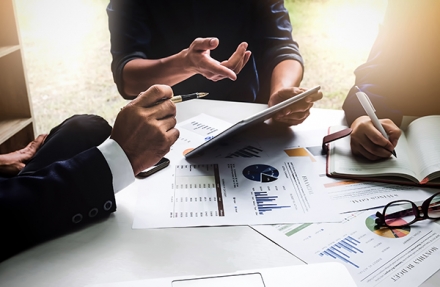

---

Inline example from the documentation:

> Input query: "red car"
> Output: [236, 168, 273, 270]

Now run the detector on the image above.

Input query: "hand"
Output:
[350, 116, 401, 160]
[0, 134, 48, 176]
[184, 37, 251, 82]
[111, 85, 180, 175]
[268, 87, 323, 126]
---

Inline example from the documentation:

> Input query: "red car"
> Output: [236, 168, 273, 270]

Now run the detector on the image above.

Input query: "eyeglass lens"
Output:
[384, 194, 440, 227]
[384, 201, 416, 227]
[427, 193, 440, 218]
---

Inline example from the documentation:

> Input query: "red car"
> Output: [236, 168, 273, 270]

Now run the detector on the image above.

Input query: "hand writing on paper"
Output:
[350, 115, 401, 160]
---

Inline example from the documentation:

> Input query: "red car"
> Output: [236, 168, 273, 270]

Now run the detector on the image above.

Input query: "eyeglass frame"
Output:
[375, 191, 440, 228]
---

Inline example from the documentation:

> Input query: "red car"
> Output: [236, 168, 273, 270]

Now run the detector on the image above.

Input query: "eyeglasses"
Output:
[375, 192, 440, 228]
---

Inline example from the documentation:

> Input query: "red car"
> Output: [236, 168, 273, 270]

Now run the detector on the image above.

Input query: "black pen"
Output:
[171, 92, 209, 104]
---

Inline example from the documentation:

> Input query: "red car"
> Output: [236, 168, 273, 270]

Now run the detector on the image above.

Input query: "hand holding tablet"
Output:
[185, 86, 321, 158]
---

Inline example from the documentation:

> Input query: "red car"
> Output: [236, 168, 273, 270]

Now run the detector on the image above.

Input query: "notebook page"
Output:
[329, 126, 418, 182]
[405, 115, 440, 181]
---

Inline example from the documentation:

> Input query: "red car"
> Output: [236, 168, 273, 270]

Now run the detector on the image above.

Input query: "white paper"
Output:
[316, 167, 435, 213]
[252, 212, 440, 287]
[133, 156, 341, 228]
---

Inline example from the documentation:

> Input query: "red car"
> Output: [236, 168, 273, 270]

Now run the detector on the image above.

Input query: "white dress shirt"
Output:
[97, 138, 135, 193]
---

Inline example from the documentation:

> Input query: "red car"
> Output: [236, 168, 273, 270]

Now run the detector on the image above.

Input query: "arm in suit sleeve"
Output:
[0, 147, 116, 262]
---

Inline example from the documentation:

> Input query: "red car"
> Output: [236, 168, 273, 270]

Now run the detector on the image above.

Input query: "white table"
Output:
[0, 100, 438, 287]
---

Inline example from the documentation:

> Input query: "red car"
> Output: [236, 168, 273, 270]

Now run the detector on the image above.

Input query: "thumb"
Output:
[26, 134, 48, 153]
[192, 37, 219, 51]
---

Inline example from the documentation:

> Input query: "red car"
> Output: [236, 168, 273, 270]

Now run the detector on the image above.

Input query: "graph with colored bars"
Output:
[172, 164, 225, 218]
[226, 145, 263, 158]
[253, 191, 291, 215]
[319, 236, 363, 268]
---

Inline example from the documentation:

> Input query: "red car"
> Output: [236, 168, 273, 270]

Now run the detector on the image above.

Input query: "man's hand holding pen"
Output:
[112, 85, 179, 175]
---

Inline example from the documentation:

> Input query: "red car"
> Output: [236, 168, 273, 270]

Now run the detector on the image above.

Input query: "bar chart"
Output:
[319, 236, 363, 268]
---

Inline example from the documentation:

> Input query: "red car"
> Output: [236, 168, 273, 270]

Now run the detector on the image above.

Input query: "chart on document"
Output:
[133, 157, 341, 228]
[170, 163, 298, 218]
[171, 164, 224, 218]
[252, 211, 440, 287]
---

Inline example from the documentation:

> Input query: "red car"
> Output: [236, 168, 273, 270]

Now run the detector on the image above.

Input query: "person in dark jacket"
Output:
[0, 85, 179, 262]
[107, 0, 322, 126]
[342, 0, 440, 160]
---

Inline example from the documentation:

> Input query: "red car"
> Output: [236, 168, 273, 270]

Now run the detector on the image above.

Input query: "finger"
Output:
[273, 109, 310, 126]
[304, 91, 323, 103]
[352, 142, 381, 161]
[228, 50, 252, 74]
[133, 85, 174, 108]
[381, 119, 401, 147]
[274, 100, 313, 121]
[365, 128, 394, 153]
[21, 134, 48, 156]
[157, 115, 178, 132]
[191, 37, 219, 51]
[354, 132, 393, 159]
[201, 55, 237, 81]
[167, 127, 180, 146]
[222, 42, 248, 72]
[268, 87, 303, 107]
[151, 98, 177, 121]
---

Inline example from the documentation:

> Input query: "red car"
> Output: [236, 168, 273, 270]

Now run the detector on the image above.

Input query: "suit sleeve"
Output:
[0, 147, 116, 262]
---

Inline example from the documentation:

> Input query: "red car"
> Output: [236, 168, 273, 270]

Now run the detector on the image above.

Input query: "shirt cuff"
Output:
[97, 138, 135, 193]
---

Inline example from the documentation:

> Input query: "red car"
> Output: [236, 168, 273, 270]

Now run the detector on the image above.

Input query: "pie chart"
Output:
[365, 214, 410, 238]
[242, 164, 279, 182]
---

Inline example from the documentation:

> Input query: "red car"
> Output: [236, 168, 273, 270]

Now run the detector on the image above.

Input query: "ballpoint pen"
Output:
[355, 86, 397, 158]
[171, 92, 209, 103]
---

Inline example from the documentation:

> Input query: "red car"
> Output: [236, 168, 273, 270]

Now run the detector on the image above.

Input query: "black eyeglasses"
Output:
[375, 192, 440, 228]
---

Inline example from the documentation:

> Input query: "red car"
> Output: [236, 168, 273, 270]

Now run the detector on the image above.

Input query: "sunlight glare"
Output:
[22, 0, 96, 60]
[318, 0, 387, 54]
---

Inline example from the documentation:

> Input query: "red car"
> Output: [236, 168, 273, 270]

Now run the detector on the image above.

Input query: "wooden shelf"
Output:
[0, 0, 35, 154]
[0, 45, 20, 58]
[0, 118, 33, 145]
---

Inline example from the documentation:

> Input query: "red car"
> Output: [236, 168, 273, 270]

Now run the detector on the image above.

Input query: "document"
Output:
[317, 170, 435, 213]
[327, 115, 440, 186]
[133, 156, 341, 228]
[252, 211, 440, 287]
[133, 114, 437, 228]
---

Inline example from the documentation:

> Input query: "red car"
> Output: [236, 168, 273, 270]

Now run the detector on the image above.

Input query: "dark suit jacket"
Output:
[0, 147, 116, 262]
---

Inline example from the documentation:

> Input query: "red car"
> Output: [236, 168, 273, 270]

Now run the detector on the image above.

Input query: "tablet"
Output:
[185, 85, 321, 158]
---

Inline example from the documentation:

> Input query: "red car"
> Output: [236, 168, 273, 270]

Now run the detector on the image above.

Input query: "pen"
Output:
[355, 86, 397, 158]
[171, 92, 209, 104]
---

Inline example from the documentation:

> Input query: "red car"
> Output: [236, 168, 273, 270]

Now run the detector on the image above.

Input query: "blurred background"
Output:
[15, 0, 387, 134]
